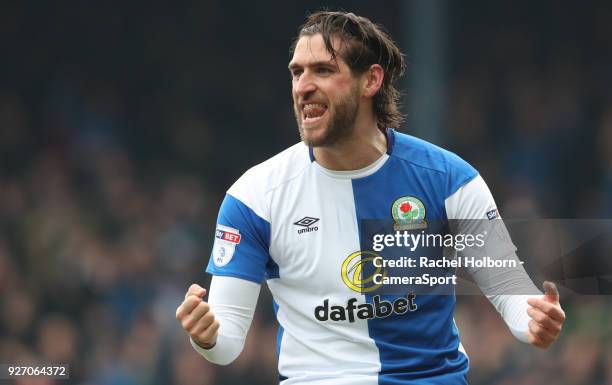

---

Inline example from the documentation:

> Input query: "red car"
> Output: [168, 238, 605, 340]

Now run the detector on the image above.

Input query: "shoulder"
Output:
[389, 129, 478, 197]
[229, 141, 311, 195]
[226, 142, 311, 220]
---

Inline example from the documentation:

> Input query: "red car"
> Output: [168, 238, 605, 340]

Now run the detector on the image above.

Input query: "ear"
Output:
[361, 64, 384, 98]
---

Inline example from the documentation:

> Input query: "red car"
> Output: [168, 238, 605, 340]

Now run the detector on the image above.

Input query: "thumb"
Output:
[185, 283, 207, 300]
[542, 281, 559, 304]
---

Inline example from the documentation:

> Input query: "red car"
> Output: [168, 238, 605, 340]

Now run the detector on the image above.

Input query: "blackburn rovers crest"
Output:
[391, 196, 427, 230]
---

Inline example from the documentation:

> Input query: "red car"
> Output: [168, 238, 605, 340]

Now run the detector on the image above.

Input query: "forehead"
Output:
[290, 34, 343, 67]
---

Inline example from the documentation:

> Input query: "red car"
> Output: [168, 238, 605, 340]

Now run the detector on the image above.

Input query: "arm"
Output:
[446, 175, 565, 347]
[466, 251, 540, 343]
[179, 276, 260, 365]
[177, 190, 272, 364]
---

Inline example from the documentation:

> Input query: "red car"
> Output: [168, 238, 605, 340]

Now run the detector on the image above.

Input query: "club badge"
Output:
[391, 196, 427, 230]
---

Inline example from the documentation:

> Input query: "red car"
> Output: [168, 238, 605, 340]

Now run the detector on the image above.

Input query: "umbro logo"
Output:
[294, 216, 319, 234]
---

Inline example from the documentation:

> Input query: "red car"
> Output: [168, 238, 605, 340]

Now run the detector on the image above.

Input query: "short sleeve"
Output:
[206, 193, 271, 284]
[445, 174, 517, 258]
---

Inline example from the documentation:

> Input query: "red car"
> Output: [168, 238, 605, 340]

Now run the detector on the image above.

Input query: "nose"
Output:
[293, 71, 316, 98]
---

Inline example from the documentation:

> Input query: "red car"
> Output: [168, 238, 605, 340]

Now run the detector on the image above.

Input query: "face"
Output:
[289, 34, 361, 147]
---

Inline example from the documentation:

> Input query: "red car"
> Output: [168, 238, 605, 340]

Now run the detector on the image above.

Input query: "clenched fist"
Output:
[176, 283, 220, 349]
[526, 281, 566, 349]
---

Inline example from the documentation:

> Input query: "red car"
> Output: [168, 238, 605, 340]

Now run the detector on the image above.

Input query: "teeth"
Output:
[303, 103, 327, 119]
[304, 103, 326, 109]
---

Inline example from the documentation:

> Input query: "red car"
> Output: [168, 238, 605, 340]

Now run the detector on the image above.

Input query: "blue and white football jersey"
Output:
[206, 129, 500, 385]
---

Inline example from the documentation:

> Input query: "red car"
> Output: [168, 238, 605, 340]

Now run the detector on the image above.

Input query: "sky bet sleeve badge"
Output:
[392, 196, 427, 231]
[213, 224, 241, 267]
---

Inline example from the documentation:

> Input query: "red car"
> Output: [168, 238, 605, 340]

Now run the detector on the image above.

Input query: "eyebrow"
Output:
[288, 59, 338, 71]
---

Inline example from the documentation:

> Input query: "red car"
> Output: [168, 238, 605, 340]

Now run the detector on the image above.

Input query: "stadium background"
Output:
[1, 1, 611, 384]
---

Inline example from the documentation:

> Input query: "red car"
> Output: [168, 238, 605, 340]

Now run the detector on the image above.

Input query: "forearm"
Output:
[191, 275, 260, 365]
[444, 175, 543, 342]
[467, 252, 542, 342]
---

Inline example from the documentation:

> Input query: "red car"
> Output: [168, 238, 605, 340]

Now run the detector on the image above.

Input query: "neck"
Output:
[313, 124, 388, 171]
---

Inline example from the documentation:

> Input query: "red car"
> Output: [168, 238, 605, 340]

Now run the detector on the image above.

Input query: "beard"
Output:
[294, 84, 360, 148]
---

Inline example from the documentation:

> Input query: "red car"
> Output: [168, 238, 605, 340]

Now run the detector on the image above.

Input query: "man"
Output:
[176, 11, 565, 384]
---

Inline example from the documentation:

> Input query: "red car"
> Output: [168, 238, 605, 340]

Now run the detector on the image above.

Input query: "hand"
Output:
[526, 281, 566, 349]
[176, 283, 220, 349]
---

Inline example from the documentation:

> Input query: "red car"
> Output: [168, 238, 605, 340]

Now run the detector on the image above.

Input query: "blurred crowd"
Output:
[1, 1, 611, 385]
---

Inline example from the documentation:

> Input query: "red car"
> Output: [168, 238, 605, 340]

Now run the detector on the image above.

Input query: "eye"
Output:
[291, 70, 303, 80]
[317, 67, 332, 75]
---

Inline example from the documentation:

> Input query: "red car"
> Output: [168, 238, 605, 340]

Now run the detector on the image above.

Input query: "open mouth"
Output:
[302, 103, 328, 126]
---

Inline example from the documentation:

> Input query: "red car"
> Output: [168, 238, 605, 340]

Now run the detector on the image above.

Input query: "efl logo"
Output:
[213, 225, 241, 267]
[486, 208, 499, 220]
[215, 229, 241, 244]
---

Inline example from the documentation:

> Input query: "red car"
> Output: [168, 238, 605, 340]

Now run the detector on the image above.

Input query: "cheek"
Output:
[291, 87, 299, 103]
[328, 79, 358, 100]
